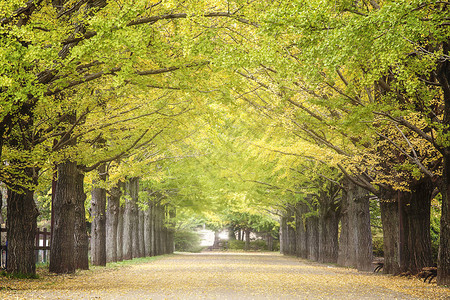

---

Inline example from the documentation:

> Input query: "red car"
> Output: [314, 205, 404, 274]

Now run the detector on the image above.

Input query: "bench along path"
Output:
[1, 252, 449, 299]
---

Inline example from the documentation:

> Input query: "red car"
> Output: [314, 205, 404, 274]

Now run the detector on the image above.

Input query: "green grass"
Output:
[1, 255, 167, 279]
[99, 255, 167, 270]
[0, 269, 39, 279]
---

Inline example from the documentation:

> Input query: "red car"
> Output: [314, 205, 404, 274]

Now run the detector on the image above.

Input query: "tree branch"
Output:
[373, 111, 438, 152]
[82, 129, 162, 172]
[63, 11, 258, 45]
[44, 61, 208, 96]
[0, 0, 44, 26]
[337, 164, 379, 195]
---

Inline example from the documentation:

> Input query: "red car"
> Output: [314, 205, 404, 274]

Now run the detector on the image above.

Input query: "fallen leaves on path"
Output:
[0, 253, 448, 299]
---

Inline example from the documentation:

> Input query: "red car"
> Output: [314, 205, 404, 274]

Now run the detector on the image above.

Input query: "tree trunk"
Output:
[122, 180, 135, 260]
[295, 202, 308, 258]
[167, 207, 176, 254]
[150, 201, 158, 256]
[74, 168, 89, 270]
[228, 227, 236, 241]
[138, 210, 145, 257]
[337, 185, 351, 267]
[244, 229, 251, 251]
[6, 184, 39, 275]
[0, 185, 6, 224]
[128, 177, 141, 258]
[49, 160, 77, 273]
[306, 215, 319, 261]
[287, 207, 296, 255]
[318, 207, 339, 264]
[279, 215, 287, 254]
[354, 189, 373, 271]
[438, 151, 450, 285]
[400, 178, 433, 274]
[154, 203, 160, 255]
[267, 234, 273, 251]
[150, 200, 156, 256]
[144, 204, 151, 257]
[339, 180, 373, 271]
[106, 182, 121, 263]
[380, 190, 401, 274]
[90, 164, 107, 266]
[159, 205, 166, 255]
[435, 34, 450, 286]
[117, 204, 124, 261]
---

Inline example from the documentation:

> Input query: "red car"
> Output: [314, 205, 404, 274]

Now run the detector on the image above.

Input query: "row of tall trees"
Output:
[95, 178, 175, 266]
[1, 0, 449, 286]
[0, 0, 231, 275]
[220, 0, 450, 285]
[279, 178, 373, 272]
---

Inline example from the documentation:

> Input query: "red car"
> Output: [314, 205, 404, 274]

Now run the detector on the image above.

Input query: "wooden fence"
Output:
[0, 227, 51, 268]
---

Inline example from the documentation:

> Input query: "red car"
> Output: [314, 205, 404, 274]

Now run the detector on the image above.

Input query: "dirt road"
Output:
[1, 252, 448, 299]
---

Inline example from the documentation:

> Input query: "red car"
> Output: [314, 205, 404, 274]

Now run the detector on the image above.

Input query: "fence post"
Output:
[43, 228, 48, 263]
[35, 229, 40, 264]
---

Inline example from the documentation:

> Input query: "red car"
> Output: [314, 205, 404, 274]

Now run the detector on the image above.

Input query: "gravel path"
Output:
[1, 252, 448, 299]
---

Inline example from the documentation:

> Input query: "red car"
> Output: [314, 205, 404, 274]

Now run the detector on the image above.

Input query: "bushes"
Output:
[174, 230, 203, 252]
[228, 240, 245, 250]
[228, 239, 274, 251]
[250, 239, 267, 251]
[372, 236, 384, 257]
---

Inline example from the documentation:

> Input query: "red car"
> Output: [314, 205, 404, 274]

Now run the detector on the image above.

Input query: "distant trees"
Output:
[0, 0, 258, 275]
[230, 0, 449, 285]
[1, 0, 448, 286]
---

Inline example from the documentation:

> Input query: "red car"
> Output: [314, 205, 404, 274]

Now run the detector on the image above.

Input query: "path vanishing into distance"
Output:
[1, 252, 449, 300]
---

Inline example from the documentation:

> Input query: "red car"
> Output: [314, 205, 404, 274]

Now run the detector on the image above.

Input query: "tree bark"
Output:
[117, 204, 124, 261]
[337, 185, 351, 267]
[286, 207, 296, 255]
[106, 182, 121, 263]
[49, 160, 77, 273]
[380, 188, 401, 274]
[138, 209, 145, 257]
[129, 177, 141, 258]
[0, 185, 6, 224]
[244, 229, 251, 251]
[438, 151, 450, 285]
[159, 205, 166, 255]
[266, 234, 273, 251]
[144, 204, 151, 257]
[400, 178, 433, 274]
[279, 215, 287, 254]
[6, 183, 39, 275]
[90, 164, 107, 266]
[338, 180, 373, 271]
[74, 168, 89, 270]
[154, 203, 161, 255]
[168, 206, 176, 254]
[122, 180, 135, 260]
[306, 215, 319, 261]
[151, 200, 157, 256]
[295, 202, 308, 258]
[354, 189, 373, 271]
[318, 205, 339, 264]
[436, 35, 450, 286]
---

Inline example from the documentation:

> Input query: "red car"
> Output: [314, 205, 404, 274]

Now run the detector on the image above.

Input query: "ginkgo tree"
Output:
[2, 0, 449, 286]
[0, 0, 269, 275]
[242, 0, 450, 283]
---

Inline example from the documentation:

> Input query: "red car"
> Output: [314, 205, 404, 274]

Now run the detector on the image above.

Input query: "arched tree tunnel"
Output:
[0, 0, 449, 288]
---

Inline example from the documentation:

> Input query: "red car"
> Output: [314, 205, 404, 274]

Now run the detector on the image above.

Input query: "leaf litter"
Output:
[0, 252, 448, 299]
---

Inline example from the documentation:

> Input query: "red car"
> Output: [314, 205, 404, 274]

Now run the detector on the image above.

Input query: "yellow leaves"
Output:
[2, 253, 448, 299]
[0, 75, 14, 88]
